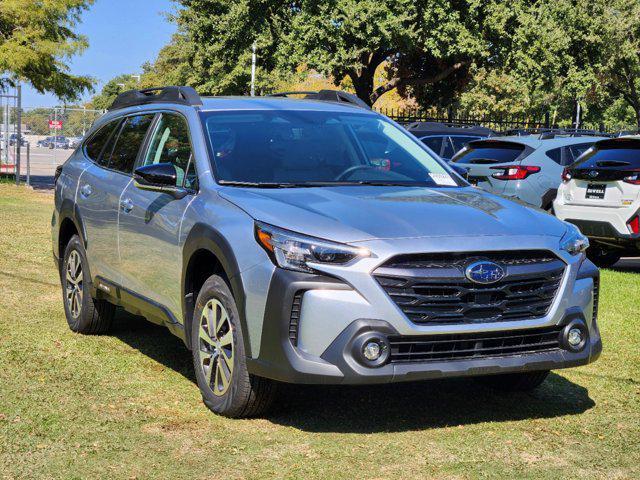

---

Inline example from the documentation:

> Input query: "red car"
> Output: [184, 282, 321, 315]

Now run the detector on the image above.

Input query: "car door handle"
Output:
[119, 198, 134, 213]
[80, 184, 93, 198]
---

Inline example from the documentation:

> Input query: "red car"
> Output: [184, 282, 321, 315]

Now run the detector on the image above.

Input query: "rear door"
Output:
[564, 138, 640, 208]
[118, 111, 198, 319]
[75, 118, 126, 284]
[452, 140, 530, 195]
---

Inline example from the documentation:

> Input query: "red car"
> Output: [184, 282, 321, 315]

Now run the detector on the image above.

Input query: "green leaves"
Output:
[0, 0, 94, 101]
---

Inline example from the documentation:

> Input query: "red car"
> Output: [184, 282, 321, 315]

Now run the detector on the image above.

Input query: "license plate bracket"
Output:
[586, 183, 606, 200]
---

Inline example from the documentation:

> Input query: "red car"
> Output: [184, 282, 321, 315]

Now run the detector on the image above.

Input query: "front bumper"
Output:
[246, 262, 601, 385]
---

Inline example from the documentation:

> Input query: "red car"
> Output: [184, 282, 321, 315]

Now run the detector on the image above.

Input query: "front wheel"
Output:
[191, 275, 276, 418]
[476, 370, 550, 392]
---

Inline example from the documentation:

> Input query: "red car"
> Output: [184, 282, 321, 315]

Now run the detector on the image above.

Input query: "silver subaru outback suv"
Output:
[52, 87, 601, 417]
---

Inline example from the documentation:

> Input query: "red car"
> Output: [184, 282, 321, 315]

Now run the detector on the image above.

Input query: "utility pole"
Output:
[250, 42, 257, 97]
[575, 99, 581, 130]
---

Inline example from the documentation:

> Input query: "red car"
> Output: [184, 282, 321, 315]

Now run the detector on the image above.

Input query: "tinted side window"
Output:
[85, 120, 120, 163]
[451, 136, 482, 152]
[566, 143, 594, 164]
[546, 147, 562, 165]
[108, 114, 155, 173]
[142, 113, 194, 187]
[421, 136, 443, 155]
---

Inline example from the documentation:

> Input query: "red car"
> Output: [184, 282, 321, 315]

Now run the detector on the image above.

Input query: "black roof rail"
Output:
[108, 86, 203, 111]
[267, 89, 371, 110]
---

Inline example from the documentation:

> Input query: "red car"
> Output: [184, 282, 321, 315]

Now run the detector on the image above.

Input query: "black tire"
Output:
[191, 275, 277, 418]
[476, 370, 550, 392]
[587, 246, 621, 268]
[61, 235, 115, 334]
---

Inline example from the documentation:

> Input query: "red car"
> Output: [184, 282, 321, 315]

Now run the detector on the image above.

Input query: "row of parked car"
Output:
[36, 135, 82, 149]
[406, 122, 640, 267]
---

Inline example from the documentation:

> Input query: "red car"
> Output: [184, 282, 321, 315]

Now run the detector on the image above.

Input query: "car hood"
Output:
[218, 186, 567, 243]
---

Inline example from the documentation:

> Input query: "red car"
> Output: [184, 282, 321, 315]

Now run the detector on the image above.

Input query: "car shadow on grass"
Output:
[111, 309, 595, 433]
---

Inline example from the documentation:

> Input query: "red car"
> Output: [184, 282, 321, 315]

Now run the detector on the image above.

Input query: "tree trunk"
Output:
[349, 71, 375, 107]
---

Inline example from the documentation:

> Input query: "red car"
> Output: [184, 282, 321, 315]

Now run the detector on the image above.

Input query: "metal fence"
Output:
[1, 103, 104, 186]
[376, 107, 639, 134]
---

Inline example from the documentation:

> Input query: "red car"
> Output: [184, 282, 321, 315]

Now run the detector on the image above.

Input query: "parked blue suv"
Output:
[52, 87, 601, 417]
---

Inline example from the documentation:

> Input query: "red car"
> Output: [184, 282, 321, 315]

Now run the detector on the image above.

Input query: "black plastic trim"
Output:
[94, 276, 186, 342]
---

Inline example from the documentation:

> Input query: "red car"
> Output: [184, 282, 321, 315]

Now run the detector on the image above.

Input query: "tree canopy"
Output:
[0, 0, 93, 100]
[102, 0, 640, 128]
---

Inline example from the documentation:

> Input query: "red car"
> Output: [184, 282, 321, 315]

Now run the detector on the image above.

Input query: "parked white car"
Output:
[554, 136, 640, 267]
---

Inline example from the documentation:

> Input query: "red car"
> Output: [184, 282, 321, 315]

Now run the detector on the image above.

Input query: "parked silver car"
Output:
[452, 132, 609, 210]
[52, 87, 601, 417]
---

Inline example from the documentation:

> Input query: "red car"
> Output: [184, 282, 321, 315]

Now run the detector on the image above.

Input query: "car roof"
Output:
[199, 96, 377, 114]
[473, 135, 610, 149]
[406, 122, 494, 136]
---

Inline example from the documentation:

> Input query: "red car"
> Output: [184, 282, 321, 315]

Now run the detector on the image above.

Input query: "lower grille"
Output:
[389, 326, 563, 363]
[375, 250, 565, 325]
[288, 291, 304, 346]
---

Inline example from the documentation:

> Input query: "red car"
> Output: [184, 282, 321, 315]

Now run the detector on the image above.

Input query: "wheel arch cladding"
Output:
[182, 223, 249, 353]
[57, 199, 87, 269]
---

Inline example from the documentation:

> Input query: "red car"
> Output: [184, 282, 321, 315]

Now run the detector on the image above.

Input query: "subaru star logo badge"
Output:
[465, 261, 505, 284]
[588, 170, 599, 178]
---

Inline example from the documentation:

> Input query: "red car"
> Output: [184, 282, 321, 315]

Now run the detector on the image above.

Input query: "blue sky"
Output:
[22, 0, 177, 108]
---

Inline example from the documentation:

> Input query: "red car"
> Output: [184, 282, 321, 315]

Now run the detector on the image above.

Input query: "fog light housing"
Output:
[352, 333, 390, 367]
[363, 341, 381, 361]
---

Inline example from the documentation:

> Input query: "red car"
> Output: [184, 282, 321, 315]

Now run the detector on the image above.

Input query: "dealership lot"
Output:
[0, 183, 638, 479]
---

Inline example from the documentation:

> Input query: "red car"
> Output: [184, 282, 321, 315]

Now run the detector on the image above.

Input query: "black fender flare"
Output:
[181, 223, 249, 353]
[59, 198, 88, 250]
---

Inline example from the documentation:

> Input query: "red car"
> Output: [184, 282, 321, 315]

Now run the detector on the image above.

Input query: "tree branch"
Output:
[370, 61, 468, 105]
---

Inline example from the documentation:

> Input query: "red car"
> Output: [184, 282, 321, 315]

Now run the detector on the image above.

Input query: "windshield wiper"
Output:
[218, 180, 315, 188]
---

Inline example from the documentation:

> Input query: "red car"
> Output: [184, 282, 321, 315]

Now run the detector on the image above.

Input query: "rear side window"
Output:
[566, 143, 595, 164]
[453, 141, 525, 164]
[450, 136, 482, 152]
[85, 119, 121, 163]
[545, 147, 562, 165]
[107, 114, 155, 173]
[421, 136, 444, 155]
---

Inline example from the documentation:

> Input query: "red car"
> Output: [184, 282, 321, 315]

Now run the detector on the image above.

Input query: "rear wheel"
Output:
[476, 371, 550, 392]
[61, 235, 115, 333]
[191, 275, 277, 418]
[587, 245, 621, 268]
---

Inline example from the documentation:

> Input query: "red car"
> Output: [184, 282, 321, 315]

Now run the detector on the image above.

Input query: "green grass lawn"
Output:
[0, 184, 638, 479]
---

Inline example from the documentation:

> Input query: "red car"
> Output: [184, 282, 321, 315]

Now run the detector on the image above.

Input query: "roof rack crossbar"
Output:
[266, 89, 371, 110]
[108, 86, 203, 111]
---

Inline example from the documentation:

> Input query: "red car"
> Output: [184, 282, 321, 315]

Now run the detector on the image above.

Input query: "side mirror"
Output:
[134, 163, 188, 199]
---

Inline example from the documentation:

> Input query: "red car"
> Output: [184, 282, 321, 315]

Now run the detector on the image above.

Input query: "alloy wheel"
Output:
[198, 299, 234, 396]
[65, 250, 83, 318]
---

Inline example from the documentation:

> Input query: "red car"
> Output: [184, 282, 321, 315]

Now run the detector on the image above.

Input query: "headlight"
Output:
[560, 223, 589, 255]
[255, 222, 370, 273]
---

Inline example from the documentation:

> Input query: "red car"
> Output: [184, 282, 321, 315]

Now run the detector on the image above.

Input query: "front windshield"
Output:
[201, 110, 461, 187]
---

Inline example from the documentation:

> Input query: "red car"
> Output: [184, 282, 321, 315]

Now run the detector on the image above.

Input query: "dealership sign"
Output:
[49, 120, 63, 130]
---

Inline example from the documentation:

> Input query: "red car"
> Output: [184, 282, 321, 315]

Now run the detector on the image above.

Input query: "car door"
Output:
[118, 112, 198, 320]
[75, 117, 128, 284]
